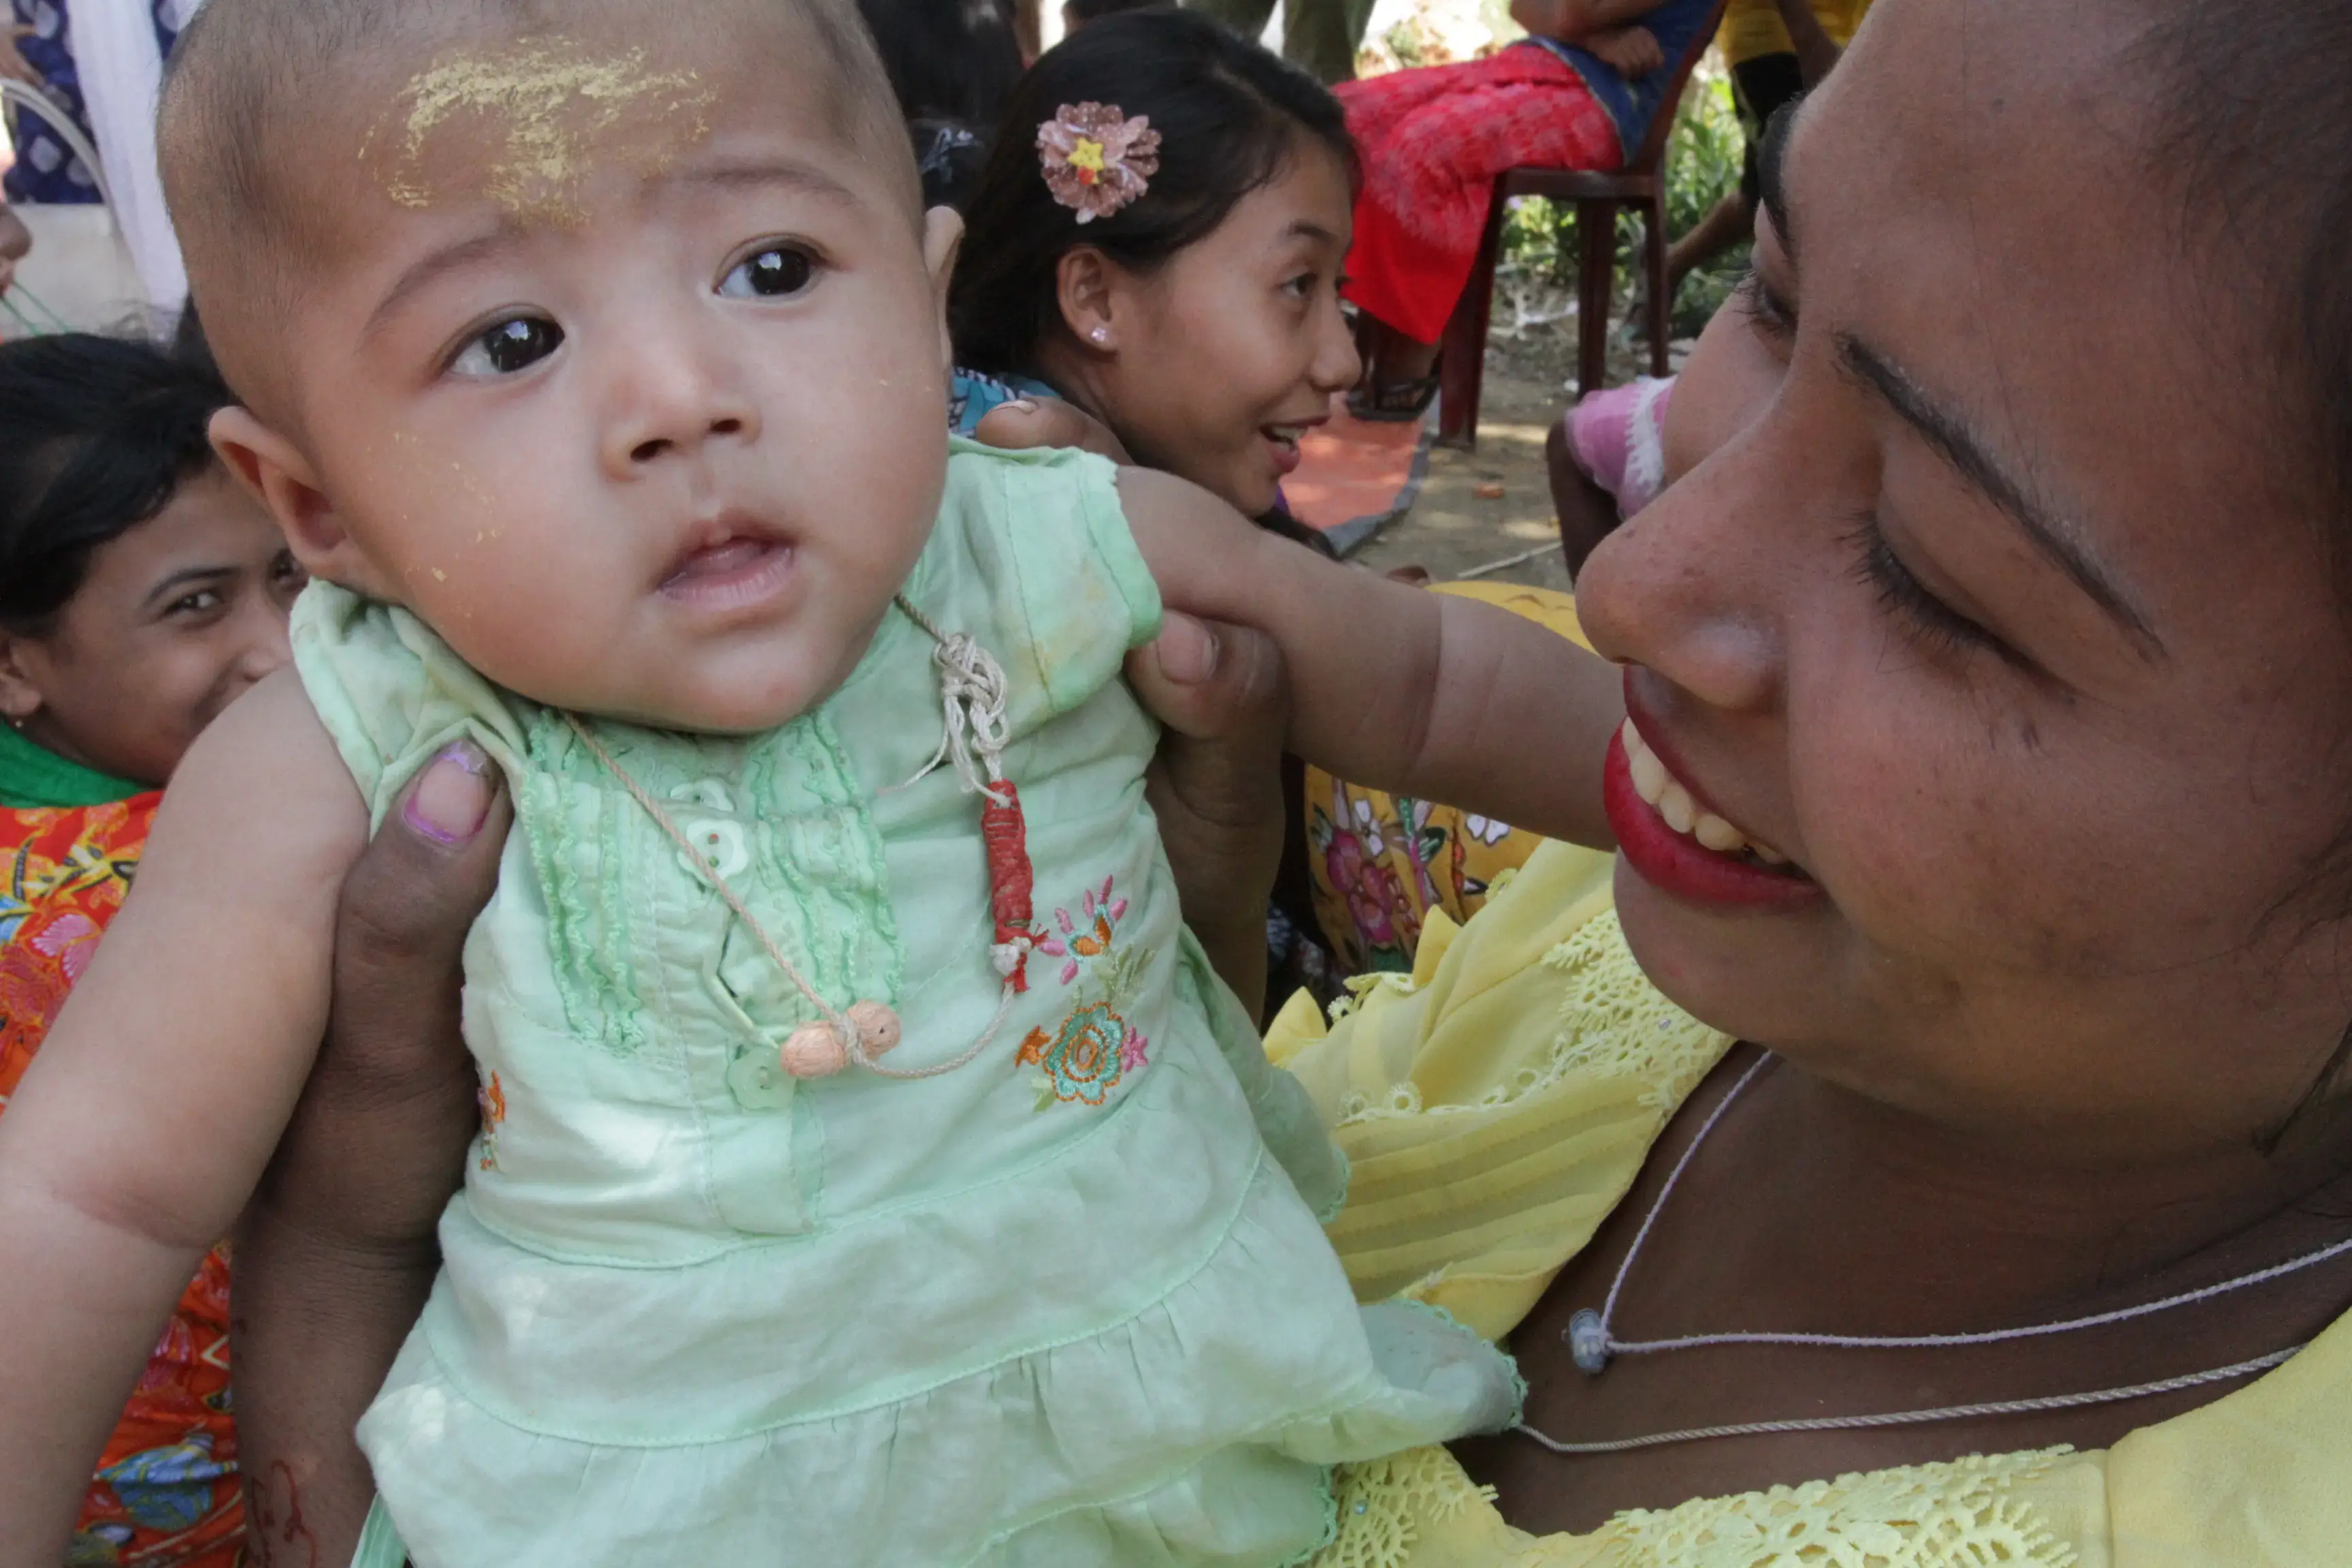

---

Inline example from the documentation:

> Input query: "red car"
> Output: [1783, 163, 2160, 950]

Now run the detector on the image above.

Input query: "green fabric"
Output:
[291, 440, 1520, 1568]
[0, 722, 144, 808]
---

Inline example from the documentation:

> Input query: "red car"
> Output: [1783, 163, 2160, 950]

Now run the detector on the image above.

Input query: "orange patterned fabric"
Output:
[0, 796, 244, 1567]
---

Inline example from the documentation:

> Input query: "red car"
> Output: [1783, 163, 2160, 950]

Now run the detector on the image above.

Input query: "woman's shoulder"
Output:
[1273, 840, 1731, 1341]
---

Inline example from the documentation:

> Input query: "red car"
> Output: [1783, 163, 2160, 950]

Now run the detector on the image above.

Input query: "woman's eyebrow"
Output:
[1835, 331, 2165, 657]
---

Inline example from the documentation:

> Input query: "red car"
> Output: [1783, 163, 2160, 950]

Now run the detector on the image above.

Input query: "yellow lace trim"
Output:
[1313, 1448, 1498, 1568]
[1333, 911, 1720, 1127]
[1535, 912, 1721, 1113]
[1595, 1448, 2082, 1568]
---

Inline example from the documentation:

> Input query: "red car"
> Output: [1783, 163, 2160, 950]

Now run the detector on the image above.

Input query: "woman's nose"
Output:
[1574, 428, 1790, 719]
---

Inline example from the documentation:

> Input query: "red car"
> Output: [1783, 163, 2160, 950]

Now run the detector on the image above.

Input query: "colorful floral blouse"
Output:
[0, 728, 242, 1567]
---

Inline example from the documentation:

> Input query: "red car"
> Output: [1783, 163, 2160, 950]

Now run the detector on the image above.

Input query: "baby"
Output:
[0, 1, 1623, 1563]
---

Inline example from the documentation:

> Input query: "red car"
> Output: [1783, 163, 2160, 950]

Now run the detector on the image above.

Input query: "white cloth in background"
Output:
[65, 0, 188, 312]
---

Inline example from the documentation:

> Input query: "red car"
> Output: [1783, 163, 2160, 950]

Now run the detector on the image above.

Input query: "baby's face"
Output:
[240, 38, 957, 732]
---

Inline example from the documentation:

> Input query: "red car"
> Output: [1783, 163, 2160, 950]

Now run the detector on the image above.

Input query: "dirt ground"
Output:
[1348, 327, 1689, 591]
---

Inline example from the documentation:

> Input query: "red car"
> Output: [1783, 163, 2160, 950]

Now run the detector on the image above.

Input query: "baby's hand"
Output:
[973, 397, 1133, 465]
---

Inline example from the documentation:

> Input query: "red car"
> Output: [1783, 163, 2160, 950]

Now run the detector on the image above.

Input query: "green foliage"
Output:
[1494, 67, 1751, 342]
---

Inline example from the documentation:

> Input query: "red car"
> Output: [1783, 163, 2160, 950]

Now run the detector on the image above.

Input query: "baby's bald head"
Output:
[159, 0, 915, 423]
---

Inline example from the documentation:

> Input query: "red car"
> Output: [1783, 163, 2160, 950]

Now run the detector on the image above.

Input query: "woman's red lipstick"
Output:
[1603, 723, 1823, 912]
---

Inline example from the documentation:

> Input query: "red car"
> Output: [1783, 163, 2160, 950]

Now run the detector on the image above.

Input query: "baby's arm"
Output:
[1121, 470, 1622, 849]
[0, 671, 367, 1563]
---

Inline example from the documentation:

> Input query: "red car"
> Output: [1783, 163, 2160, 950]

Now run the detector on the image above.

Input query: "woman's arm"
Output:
[235, 745, 509, 1567]
[0, 672, 365, 1564]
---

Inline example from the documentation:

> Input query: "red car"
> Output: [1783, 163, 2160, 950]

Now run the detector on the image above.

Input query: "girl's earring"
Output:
[1089, 326, 1109, 345]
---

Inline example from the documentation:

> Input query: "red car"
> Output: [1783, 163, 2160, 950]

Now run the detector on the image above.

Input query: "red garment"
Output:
[0, 796, 245, 1567]
[1338, 48, 1622, 344]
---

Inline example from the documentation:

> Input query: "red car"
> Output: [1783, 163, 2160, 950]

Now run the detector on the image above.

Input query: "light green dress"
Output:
[294, 440, 1522, 1568]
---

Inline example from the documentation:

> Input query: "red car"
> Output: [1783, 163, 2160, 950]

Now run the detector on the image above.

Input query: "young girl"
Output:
[0, 0, 1624, 1562]
[949, 10, 1359, 541]
[0, 333, 304, 1566]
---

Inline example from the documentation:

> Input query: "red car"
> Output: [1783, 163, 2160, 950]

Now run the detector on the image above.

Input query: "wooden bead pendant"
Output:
[779, 1000, 903, 1080]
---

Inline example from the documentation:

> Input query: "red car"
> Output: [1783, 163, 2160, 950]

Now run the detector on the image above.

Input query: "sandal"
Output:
[1347, 370, 1441, 423]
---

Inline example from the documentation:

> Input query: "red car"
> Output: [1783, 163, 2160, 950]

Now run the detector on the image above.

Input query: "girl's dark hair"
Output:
[0, 333, 233, 634]
[948, 9, 1356, 376]
[858, 0, 1024, 126]
[858, 0, 1025, 208]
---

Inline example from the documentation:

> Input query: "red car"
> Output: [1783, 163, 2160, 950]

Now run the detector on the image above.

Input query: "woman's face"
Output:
[1083, 139, 1360, 516]
[0, 465, 305, 787]
[1575, 0, 2352, 1163]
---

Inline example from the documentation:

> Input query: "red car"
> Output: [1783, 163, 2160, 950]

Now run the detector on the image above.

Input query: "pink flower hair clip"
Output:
[1036, 101, 1162, 224]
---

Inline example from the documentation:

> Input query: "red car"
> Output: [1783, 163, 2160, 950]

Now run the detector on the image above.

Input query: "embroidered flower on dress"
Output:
[1020, 1000, 1137, 1106]
[1036, 875, 1130, 986]
[1037, 102, 1160, 223]
[476, 1071, 508, 1171]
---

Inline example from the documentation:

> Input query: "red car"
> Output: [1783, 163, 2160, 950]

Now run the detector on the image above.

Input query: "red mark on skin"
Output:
[247, 1460, 319, 1568]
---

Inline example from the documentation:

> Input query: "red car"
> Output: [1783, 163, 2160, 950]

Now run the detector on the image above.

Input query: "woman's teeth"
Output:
[1264, 424, 1305, 446]
[1622, 720, 1788, 866]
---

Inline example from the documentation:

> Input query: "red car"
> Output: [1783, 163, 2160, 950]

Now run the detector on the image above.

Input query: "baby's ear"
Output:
[923, 205, 964, 371]
[208, 408, 393, 599]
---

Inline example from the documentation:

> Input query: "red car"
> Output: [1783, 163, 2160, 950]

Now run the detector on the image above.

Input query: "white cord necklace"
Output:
[1512, 1051, 2340, 1456]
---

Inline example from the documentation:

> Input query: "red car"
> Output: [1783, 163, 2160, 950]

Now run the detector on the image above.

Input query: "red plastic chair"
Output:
[1436, 1, 1731, 451]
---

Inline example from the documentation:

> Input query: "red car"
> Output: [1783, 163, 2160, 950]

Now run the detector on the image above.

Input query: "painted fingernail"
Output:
[1005, 398, 1038, 413]
[1155, 612, 1220, 685]
[405, 740, 493, 844]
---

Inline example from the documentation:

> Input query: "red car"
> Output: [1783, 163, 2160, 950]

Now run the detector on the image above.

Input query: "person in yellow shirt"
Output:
[1654, 0, 1870, 318]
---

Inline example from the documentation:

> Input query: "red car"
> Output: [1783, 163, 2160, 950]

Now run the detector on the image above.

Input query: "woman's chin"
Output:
[1612, 857, 1844, 1045]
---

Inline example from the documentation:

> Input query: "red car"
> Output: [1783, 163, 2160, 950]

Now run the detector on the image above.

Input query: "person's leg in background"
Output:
[1343, 54, 1619, 411]
[1654, 52, 1801, 315]
[1184, 0, 1279, 53]
[1278, 0, 1375, 84]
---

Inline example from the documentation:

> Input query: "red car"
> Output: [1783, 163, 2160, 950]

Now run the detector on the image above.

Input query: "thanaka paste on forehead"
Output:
[364, 42, 719, 225]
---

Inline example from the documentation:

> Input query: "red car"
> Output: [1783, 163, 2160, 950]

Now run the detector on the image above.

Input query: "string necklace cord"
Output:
[1531, 1047, 2347, 1454]
[1512, 1344, 2302, 1458]
[1573, 1051, 2352, 1371]
[559, 596, 1027, 1083]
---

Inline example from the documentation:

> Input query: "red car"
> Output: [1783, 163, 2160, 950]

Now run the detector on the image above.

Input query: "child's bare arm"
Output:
[1122, 470, 1622, 849]
[0, 670, 367, 1562]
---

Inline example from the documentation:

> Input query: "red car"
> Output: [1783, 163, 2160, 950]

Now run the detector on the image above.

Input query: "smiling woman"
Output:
[0, 331, 301, 1568]
[1258, 0, 2352, 1559]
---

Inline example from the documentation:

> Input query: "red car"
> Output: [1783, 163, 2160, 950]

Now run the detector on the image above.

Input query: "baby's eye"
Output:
[452, 315, 565, 377]
[720, 244, 816, 300]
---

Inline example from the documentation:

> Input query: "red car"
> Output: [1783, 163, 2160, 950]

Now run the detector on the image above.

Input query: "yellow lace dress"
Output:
[1267, 840, 2352, 1567]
